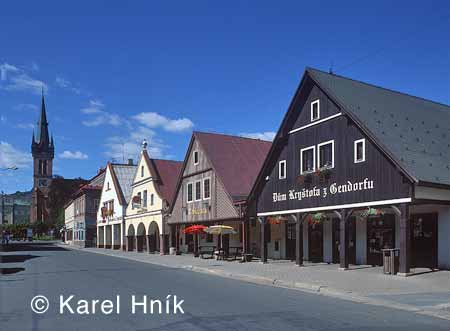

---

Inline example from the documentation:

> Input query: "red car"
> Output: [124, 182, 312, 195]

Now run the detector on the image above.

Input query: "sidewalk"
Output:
[61, 244, 450, 320]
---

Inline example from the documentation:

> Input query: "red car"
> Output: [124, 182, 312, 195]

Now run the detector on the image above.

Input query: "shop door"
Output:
[412, 213, 438, 269]
[186, 233, 194, 253]
[309, 222, 323, 262]
[332, 217, 356, 264]
[285, 223, 296, 260]
[222, 234, 230, 256]
[367, 215, 395, 266]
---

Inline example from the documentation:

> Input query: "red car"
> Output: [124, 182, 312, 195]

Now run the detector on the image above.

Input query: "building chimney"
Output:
[128, 159, 134, 165]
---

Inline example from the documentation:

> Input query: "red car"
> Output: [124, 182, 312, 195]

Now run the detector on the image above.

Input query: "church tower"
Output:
[30, 93, 54, 223]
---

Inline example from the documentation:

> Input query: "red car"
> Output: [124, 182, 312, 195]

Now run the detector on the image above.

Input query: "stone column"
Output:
[296, 213, 304, 266]
[160, 220, 166, 255]
[111, 224, 116, 249]
[399, 203, 411, 275]
[260, 217, 267, 263]
[146, 235, 151, 253]
[103, 226, 106, 249]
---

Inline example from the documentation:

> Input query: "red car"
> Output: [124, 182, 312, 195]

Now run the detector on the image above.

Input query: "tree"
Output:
[47, 176, 87, 227]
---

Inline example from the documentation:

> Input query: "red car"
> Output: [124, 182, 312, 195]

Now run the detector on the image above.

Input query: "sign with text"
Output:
[272, 178, 374, 203]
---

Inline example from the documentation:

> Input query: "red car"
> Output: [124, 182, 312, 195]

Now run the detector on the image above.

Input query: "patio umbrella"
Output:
[183, 225, 207, 256]
[183, 225, 207, 234]
[204, 225, 237, 235]
[204, 225, 237, 255]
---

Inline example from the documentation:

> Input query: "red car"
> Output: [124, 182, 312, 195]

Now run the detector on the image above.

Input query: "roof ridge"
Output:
[194, 130, 273, 143]
[307, 67, 450, 111]
[152, 158, 183, 163]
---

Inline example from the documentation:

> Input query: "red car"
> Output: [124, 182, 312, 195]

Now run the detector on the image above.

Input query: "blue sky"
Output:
[1, 1, 449, 193]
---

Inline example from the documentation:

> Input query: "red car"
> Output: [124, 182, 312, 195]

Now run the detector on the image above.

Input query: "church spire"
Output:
[36, 90, 50, 145]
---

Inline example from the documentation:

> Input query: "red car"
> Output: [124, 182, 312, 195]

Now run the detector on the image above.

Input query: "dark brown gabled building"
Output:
[249, 67, 450, 274]
[168, 131, 271, 256]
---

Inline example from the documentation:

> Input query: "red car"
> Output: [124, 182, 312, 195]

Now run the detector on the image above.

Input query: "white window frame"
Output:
[279, 160, 286, 179]
[311, 99, 320, 121]
[194, 180, 202, 201]
[186, 182, 194, 203]
[354, 139, 366, 163]
[317, 140, 335, 169]
[300, 146, 316, 174]
[193, 150, 199, 165]
[143, 190, 148, 207]
[203, 177, 211, 200]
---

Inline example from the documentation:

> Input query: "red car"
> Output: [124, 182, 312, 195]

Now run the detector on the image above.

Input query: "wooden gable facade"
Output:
[253, 71, 413, 216]
[169, 134, 239, 225]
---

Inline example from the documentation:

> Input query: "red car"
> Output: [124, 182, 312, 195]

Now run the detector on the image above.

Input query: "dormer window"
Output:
[106, 182, 110, 191]
[193, 151, 199, 165]
[141, 166, 144, 177]
[311, 99, 320, 121]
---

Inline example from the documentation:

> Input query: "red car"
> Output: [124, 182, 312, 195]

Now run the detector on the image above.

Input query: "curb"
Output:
[57, 244, 450, 321]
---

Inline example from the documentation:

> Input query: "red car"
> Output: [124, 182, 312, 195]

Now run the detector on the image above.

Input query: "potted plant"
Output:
[315, 168, 332, 182]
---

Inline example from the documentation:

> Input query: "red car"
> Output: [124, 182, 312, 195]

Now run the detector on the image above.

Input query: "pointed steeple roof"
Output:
[36, 91, 50, 145]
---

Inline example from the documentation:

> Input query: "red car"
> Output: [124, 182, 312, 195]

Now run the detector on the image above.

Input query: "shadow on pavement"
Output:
[0, 242, 68, 252]
[0, 254, 39, 263]
[0, 267, 25, 275]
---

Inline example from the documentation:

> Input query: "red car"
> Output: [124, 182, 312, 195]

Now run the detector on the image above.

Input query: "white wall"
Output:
[97, 166, 125, 223]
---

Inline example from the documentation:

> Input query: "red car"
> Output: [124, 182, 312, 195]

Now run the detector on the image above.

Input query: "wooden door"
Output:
[367, 215, 395, 266]
[412, 213, 438, 269]
[285, 223, 296, 260]
[332, 217, 356, 264]
[309, 222, 323, 262]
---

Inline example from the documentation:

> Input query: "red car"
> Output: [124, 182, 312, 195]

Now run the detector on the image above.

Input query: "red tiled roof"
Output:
[152, 159, 183, 203]
[195, 132, 272, 202]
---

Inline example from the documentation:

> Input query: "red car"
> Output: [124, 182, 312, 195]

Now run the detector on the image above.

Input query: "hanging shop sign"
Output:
[272, 177, 374, 203]
[189, 208, 209, 216]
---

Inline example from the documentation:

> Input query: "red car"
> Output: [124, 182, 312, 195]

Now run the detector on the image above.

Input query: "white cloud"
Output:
[55, 76, 82, 95]
[0, 63, 19, 80]
[81, 100, 123, 127]
[240, 131, 276, 141]
[0, 141, 31, 168]
[80, 99, 104, 114]
[2, 73, 48, 95]
[31, 62, 39, 72]
[16, 123, 35, 129]
[104, 126, 166, 161]
[59, 150, 89, 160]
[14, 103, 39, 112]
[55, 76, 70, 88]
[133, 112, 194, 132]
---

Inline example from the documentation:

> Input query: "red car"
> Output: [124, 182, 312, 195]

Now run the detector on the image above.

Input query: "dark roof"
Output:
[195, 132, 272, 201]
[109, 163, 137, 205]
[142, 152, 183, 204]
[307, 68, 450, 186]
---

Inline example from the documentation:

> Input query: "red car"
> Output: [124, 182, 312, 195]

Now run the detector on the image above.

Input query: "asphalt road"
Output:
[1, 242, 450, 331]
